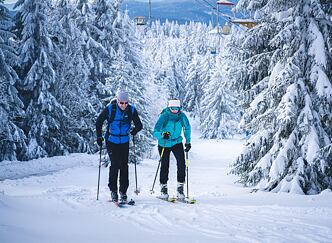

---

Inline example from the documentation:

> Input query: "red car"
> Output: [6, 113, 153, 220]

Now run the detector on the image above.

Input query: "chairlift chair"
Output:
[135, 16, 146, 26]
[221, 24, 231, 35]
[209, 47, 217, 54]
[216, 0, 235, 6]
[231, 18, 258, 29]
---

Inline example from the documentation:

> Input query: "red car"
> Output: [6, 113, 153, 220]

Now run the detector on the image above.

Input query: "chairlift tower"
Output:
[148, 0, 152, 26]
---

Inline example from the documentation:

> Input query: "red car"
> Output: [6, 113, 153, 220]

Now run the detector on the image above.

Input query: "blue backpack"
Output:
[107, 99, 134, 124]
[105, 99, 135, 140]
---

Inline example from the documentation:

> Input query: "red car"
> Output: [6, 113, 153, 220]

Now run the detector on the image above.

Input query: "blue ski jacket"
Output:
[153, 108, 191, 148]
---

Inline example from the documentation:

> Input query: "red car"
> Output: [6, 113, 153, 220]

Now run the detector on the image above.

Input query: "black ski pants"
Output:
[106, 141, 129, 194]
[158, 142, 186, 184]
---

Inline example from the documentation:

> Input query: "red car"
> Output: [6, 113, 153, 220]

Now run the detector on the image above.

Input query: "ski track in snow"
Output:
[1, 125, 332, 243]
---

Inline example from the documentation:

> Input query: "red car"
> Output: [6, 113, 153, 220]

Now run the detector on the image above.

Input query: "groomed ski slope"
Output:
[1, 120, 332, 243]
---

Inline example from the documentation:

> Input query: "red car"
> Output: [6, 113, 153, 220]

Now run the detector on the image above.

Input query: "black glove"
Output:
[97, 137, 104, 147]
[130, 128, 138, 136]
[162, 132, 170, 140]
[184, 143, 191, 152]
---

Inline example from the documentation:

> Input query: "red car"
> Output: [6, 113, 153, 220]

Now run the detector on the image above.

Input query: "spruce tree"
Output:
[231, 0, 332, 194]
[183, 54, 202, 115]
[14, 0, 67, 159]
[73, 0, 105, 111]
[200, 53, 240, 139]
[50, 0, 96, 153]
[0, 1, 26, 161]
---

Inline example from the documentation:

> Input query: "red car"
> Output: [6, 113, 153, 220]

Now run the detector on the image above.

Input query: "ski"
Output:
[156, 196, 177, 203]
[112, 200, 126, 208]
[176, 198, 197, 204]
[120, 199, 135, 206]
[109, 199, 135, 208]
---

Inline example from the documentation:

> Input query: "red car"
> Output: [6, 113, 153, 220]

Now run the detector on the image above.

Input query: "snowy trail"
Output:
[1, 122, 332, 243]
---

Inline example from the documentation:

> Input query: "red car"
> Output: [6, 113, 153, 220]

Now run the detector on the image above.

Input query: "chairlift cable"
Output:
[194, 0, 233, 22]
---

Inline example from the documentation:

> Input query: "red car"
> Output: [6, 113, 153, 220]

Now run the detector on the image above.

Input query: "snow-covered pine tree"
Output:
[181, 23, 211, 116]
[231, 0, 332, 194]
[90, 0, 119, 100]
[73, 0, 106, 111]
[50, 0, 96, 153]
[200, 52, 240, 139]
[312, 0, 332, 192]
[14, 0, 68, 160]
[183, 54, 202, 116]
[156, 48, 181, 99]
[0, 1, 26, 161]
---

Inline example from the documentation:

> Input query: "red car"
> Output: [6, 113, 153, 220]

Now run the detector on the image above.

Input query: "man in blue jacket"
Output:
[153, 99, 191, 200]
[96, 90, 142, 202]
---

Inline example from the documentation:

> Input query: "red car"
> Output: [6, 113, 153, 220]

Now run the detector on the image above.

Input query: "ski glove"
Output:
[162, 132, 170, 140]
[97, 137, 104, 147]
[130, 128, 138, 136]
[184, 143, 191, 152]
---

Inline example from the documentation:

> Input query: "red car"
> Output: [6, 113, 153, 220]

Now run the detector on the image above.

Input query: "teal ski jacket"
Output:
[153, 108, 191, 148]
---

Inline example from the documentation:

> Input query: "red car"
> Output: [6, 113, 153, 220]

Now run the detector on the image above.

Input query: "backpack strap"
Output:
[105, 101, 117, 140]
[108, 102, 117, 124]
[127, 104, 135, 124]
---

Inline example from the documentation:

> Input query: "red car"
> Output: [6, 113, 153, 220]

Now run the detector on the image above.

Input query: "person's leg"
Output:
[172, 143, 186, 199]
[159, 145, 171, 184]
[107, 142, 120, 193]
[171, 143, 186, 183]
[119, 142, 129, 195]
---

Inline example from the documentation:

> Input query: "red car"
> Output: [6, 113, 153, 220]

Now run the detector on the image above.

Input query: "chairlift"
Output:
[215, 1, 234, 37]
[216, 0, 235, 6]
[135, 16, 146, 26]
[231, 18, 258, 29]
[209, 47, 217, 55]
[221, 24, 231, 35]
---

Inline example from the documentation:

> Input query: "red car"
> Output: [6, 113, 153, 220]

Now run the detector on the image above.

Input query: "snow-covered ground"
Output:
[1, 122, 332, 243]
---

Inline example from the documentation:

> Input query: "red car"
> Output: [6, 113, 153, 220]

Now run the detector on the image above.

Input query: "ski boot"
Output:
[159, 184, 169, 200]
[111, 191, 118, 202]
[177, 182, 185, 200]
[119, 192, 128, 203]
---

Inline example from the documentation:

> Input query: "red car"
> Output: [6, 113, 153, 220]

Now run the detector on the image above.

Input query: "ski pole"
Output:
[132, 135, 140, 195]
[97, 144, 102, 200]
[150, 140, 166, 194]
[185, 151, 189, 199]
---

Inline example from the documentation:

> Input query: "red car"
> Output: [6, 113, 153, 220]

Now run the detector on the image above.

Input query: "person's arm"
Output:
[181, 113, 191, 143]
[153, 113, 167, 140]
[96, 107, 108, 138]
[131, 108, 143, 135]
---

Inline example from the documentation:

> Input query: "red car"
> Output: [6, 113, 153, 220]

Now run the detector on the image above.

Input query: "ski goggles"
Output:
[170, 107, 180, 111]
[119, 101, 128, 105]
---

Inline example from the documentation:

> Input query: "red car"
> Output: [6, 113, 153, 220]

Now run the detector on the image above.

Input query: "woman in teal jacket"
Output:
[153, 99, 191, 200]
